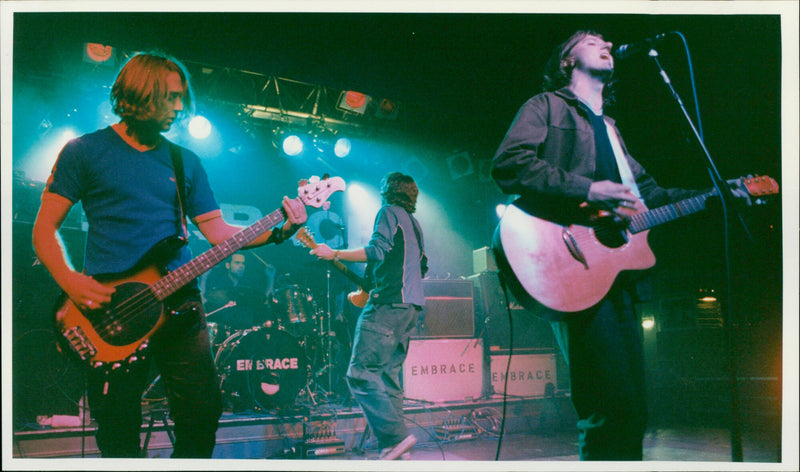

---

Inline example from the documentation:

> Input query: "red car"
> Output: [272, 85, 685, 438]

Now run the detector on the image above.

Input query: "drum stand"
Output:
[303, 383, 319, 406]
[142, 405, 174, 456]
[324, 269, 334, 392]
[297, 268, 339, 406]
[141, 376, 174, 456]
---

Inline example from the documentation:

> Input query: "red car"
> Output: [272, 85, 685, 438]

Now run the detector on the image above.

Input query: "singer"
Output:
[491, 30, 709, 460]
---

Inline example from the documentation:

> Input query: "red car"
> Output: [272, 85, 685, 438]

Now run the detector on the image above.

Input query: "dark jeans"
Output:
[551, 284, 648, 461]
[346, 302, 418, 449]
[86, 290, 222, 458]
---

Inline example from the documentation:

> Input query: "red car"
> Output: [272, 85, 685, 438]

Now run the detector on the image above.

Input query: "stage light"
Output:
[375, 98, 400, 120]
[82, 42, 116, 67]
[282, 134, 303, 156]
[447, 151, 474, 180]
[60, 129, 77, 144]
[642, 318, 655, 330]
[345, 182, 381, 247]
[23, 127, 78, 182]
[346, 183, 374, 208]
[698, 288, 717, 303]
[334, 137, 351, 158]
[337, 91, 371, 114]
[188, 115, 212, 139]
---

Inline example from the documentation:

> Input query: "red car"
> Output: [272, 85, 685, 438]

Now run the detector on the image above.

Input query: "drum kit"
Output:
[206, 284, 339, 412]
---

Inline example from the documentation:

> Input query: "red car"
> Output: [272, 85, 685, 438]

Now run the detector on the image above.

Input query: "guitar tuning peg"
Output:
[322, 173, 330, 180]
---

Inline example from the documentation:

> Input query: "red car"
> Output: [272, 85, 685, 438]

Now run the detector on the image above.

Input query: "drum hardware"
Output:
[205, 300, 236, 319]
[142, 403, 174, 455]
[142, 374, 166, 404]
[324, 269, 334, 392]
[270, 285, 318, 337]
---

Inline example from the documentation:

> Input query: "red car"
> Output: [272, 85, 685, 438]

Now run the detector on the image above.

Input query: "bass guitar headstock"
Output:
[297, 175, 346, 210]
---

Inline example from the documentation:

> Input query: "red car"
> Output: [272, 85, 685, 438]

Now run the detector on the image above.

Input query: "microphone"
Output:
[614, 33, 669, 60]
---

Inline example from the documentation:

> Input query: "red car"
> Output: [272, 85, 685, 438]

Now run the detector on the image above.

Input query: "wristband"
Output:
[267, 228, 285, 245]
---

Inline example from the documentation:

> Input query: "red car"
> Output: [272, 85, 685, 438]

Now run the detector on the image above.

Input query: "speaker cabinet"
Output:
[12, 221, 87, 428]
[470, 272, 556, 352]
[403, 338, 484, 402]
[489, 353, 557, 397]
[413, 280, 475, 338]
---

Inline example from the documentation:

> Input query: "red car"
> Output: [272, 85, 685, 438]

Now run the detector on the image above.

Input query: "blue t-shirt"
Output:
[45, 126, 219, 275]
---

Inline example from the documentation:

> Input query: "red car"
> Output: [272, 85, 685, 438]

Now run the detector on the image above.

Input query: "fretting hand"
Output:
[310, 243, 336, 261]
[280, 196, 308, 238]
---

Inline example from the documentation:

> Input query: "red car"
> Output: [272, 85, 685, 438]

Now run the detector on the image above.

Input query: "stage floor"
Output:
[10, 392, 785, 468]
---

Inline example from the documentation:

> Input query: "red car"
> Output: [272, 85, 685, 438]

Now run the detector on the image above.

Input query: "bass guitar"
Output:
[55, 175, 346, 368]
[492, 175, 778, 320]
[294, 226, 373, 308]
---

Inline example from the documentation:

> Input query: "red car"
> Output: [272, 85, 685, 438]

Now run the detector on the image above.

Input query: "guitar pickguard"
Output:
[88, 282, 163, 346]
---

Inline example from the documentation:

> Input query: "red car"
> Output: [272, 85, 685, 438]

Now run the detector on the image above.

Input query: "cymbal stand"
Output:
[325, 268, 333, 392]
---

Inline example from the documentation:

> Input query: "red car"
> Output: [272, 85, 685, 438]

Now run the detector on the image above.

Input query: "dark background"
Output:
[9, 10, 786, 429]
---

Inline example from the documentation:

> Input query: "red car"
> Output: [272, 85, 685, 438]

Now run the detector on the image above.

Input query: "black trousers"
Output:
[551, 283, 648, 461]
[86, 289, 222, 458]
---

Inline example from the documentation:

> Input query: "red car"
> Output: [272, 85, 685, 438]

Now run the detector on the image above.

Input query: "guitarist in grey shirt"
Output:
[311, 172, 427, 460]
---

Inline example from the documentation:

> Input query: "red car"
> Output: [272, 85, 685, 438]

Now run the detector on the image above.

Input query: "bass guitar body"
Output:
[54, 265, 166, 367]
[53, 175, 347, 369]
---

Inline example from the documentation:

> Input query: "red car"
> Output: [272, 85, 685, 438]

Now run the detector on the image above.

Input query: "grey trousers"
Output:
[346, 302, 419, 449]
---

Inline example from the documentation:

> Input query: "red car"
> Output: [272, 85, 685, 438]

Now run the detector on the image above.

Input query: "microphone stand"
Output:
[647, 48, 745, 461]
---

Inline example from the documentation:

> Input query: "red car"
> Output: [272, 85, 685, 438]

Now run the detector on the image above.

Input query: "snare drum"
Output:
[215, 328, 309, 411]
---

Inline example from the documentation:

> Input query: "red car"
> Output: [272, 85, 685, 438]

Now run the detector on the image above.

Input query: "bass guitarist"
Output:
[31, 52, 307, 458]
[491, 31, 750, 460]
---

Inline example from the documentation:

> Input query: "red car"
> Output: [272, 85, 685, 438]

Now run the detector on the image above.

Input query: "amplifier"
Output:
[413, 280, 475, 338]
[490, 353, 557, 397]
[470, 271, 555, 351]
[472, 246, 498, 273]
[403, 338, 484, 402]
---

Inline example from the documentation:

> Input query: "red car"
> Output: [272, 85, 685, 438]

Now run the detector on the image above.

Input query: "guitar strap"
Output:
[605, 120, 642, 200]
[168, 142, 189, 241]
[409, 212, 428, 275]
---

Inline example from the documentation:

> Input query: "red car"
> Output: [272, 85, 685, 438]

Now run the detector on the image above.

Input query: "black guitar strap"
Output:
[409, 212, 428, 276]
[168, 142, 189, 241]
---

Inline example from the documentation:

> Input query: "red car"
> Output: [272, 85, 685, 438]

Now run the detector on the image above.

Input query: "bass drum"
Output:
[215, 328, 309, 411]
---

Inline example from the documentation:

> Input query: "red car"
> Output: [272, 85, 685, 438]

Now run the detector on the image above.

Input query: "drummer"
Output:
[203, 252, 274, 330]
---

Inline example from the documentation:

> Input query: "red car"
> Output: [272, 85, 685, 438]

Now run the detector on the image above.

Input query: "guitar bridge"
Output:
[562, 227, 590, 270]
[63, 326, 98, 361]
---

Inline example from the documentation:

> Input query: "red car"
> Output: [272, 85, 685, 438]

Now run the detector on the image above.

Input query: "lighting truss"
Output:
[184, 61, 397, 138]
